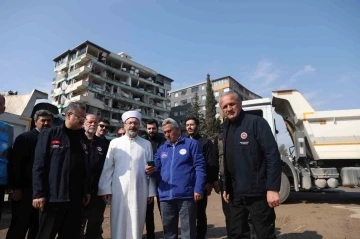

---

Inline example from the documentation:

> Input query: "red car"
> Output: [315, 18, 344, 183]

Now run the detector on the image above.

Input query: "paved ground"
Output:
[1, 187, 360, 238]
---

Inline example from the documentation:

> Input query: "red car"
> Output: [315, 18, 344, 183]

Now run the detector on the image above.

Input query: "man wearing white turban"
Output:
[98, 110, 156, 239]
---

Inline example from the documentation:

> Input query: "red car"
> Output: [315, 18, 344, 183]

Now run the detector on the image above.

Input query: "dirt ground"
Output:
[1, 187, 360, 239]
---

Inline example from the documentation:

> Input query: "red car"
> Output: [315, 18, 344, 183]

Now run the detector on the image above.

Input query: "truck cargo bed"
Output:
[271, 90, 360, 160]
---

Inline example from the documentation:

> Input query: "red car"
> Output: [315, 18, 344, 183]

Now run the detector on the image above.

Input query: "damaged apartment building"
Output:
[51, 40, 173, 137]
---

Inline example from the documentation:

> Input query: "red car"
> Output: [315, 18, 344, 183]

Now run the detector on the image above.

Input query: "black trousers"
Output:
[83, 196, 106, 239]
[145, 196, 161, 239]
[220, 179, 257, 239]
[196, 194, 208, 239]
[35, 200, 83, 239]
[6, 188, 39, 239]
[228, 196, 276, 239]
[0, 185, 5, 221]
[220, 180, 231, 237]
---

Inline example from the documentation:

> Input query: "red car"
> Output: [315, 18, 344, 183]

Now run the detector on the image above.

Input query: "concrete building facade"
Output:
[169, 75, 261, 128]
[51, 41, 173, 137]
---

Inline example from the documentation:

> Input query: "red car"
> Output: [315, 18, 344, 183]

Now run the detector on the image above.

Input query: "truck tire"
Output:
[279, 172, 290, 203]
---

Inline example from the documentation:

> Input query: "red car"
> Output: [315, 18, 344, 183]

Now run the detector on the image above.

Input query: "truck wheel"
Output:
[279, 172, 290, 203]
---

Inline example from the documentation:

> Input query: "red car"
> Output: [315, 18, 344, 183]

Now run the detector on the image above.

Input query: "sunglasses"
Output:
[99, 124, 109, 129]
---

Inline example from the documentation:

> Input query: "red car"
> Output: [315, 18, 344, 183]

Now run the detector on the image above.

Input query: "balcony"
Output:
[68, 66, 91, 80]
[54, 61, 69, 72]
[70, 53, 95, 66]
[88, 84, 168, 112]
[51, 88, 64, 97]
[89, 72, 167, 102]
[65, 80, 89, 94]
[92, 61, 167, 98]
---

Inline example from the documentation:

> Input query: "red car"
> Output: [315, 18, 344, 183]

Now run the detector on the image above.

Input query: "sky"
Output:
[0, 0, 359, 148]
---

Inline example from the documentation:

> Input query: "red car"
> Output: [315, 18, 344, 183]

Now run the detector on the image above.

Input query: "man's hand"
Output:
[213, 181, 220, 194]
[102, 194, 112, 203]
[205, 183, 213, 196]
[12, 189, 22, 201]
[83, 194, 91, 206]
[145, 165, 155, 175]
[222, 191, 229, 203]
[194, 192, 203, 203]
[32, 197, 46, 212]
[267, 190, 280, 208]
[147, 197, 154, 204]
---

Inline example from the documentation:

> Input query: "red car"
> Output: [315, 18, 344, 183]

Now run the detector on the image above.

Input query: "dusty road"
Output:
[1, 187, 360, 238]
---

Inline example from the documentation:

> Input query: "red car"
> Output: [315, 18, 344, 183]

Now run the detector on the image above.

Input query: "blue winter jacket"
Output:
[154, 136, 207, 201]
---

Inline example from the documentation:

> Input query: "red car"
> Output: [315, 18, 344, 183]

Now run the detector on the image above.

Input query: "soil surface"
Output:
[1, 187, 360, 239]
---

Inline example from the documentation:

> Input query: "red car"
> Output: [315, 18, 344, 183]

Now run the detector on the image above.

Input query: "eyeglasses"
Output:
[69, 112, 86, 121]
[99, 124, 109, 129]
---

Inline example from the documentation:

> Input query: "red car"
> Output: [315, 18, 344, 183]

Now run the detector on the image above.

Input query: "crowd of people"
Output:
[0, 90, 282, 239]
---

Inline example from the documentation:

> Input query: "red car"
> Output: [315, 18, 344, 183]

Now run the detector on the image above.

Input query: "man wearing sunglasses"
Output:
[96, 118, 110, 142]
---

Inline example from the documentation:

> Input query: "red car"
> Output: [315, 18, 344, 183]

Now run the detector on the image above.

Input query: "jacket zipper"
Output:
[170, 145, 175, 199]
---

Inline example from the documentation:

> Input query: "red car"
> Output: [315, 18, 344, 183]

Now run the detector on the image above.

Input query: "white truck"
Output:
[242, 89, 360, 203]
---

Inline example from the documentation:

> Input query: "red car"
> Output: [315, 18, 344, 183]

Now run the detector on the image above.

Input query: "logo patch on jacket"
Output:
[241, 132, 248, 139]
[161, 152, 168, 158]
[97, 146, 102, 152]
[179, 149, 187, 155]
[50, 140, 62, 148]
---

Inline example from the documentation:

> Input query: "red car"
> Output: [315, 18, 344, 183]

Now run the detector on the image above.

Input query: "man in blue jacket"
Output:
[220, 91, 282, 239]
[146, 118, 206, 239]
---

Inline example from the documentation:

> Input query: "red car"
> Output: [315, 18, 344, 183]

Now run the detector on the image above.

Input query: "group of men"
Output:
[0, 90, 282, 239]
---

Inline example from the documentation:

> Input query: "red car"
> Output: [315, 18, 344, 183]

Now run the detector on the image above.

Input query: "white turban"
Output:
[122, 110, 142, 123]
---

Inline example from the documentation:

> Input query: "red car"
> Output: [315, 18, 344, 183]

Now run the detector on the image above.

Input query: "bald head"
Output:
[84, 114, 98, 136]
[0, 95, 5, 114]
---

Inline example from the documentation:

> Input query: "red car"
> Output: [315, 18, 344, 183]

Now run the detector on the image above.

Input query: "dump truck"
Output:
[241, 89, 360, 203]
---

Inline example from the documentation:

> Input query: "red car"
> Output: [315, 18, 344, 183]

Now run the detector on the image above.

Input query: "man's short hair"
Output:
[99, 118, 110, 125]
[220, 90, 242, 102]
[64, 102, 86, 114]
[162, 118, 179, 129]
[185, 116, 199, 126]
[146, 119, 159, 128]
[33, 110, 54, 122]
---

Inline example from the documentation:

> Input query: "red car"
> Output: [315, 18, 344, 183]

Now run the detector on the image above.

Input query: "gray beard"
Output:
[87, 129, 96, 134]
[128, 130, 138, 138]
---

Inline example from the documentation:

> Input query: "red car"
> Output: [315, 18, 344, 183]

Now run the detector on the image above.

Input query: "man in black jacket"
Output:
[81, 114, 109, 239]
[32, 102, 91, 239]
[143, 119, 166, 239]
[219, 91, 282, 239]
[185, 116, 217, 239]
[6, 109, 53, 239]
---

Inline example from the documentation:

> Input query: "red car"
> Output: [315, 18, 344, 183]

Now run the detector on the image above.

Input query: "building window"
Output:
[180, 111, 185, 116]
[191, 86, 199, 93]
[180, 99, 187, 105]
[224, 88, 230, 93]
[174, 112, 179, 116]
[174, 102, 178, 107]
[175, 93, 178, 97]
[201, 85, 205, 90]
[202, 95, 206, 100]
[214, 91, 219, 97]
